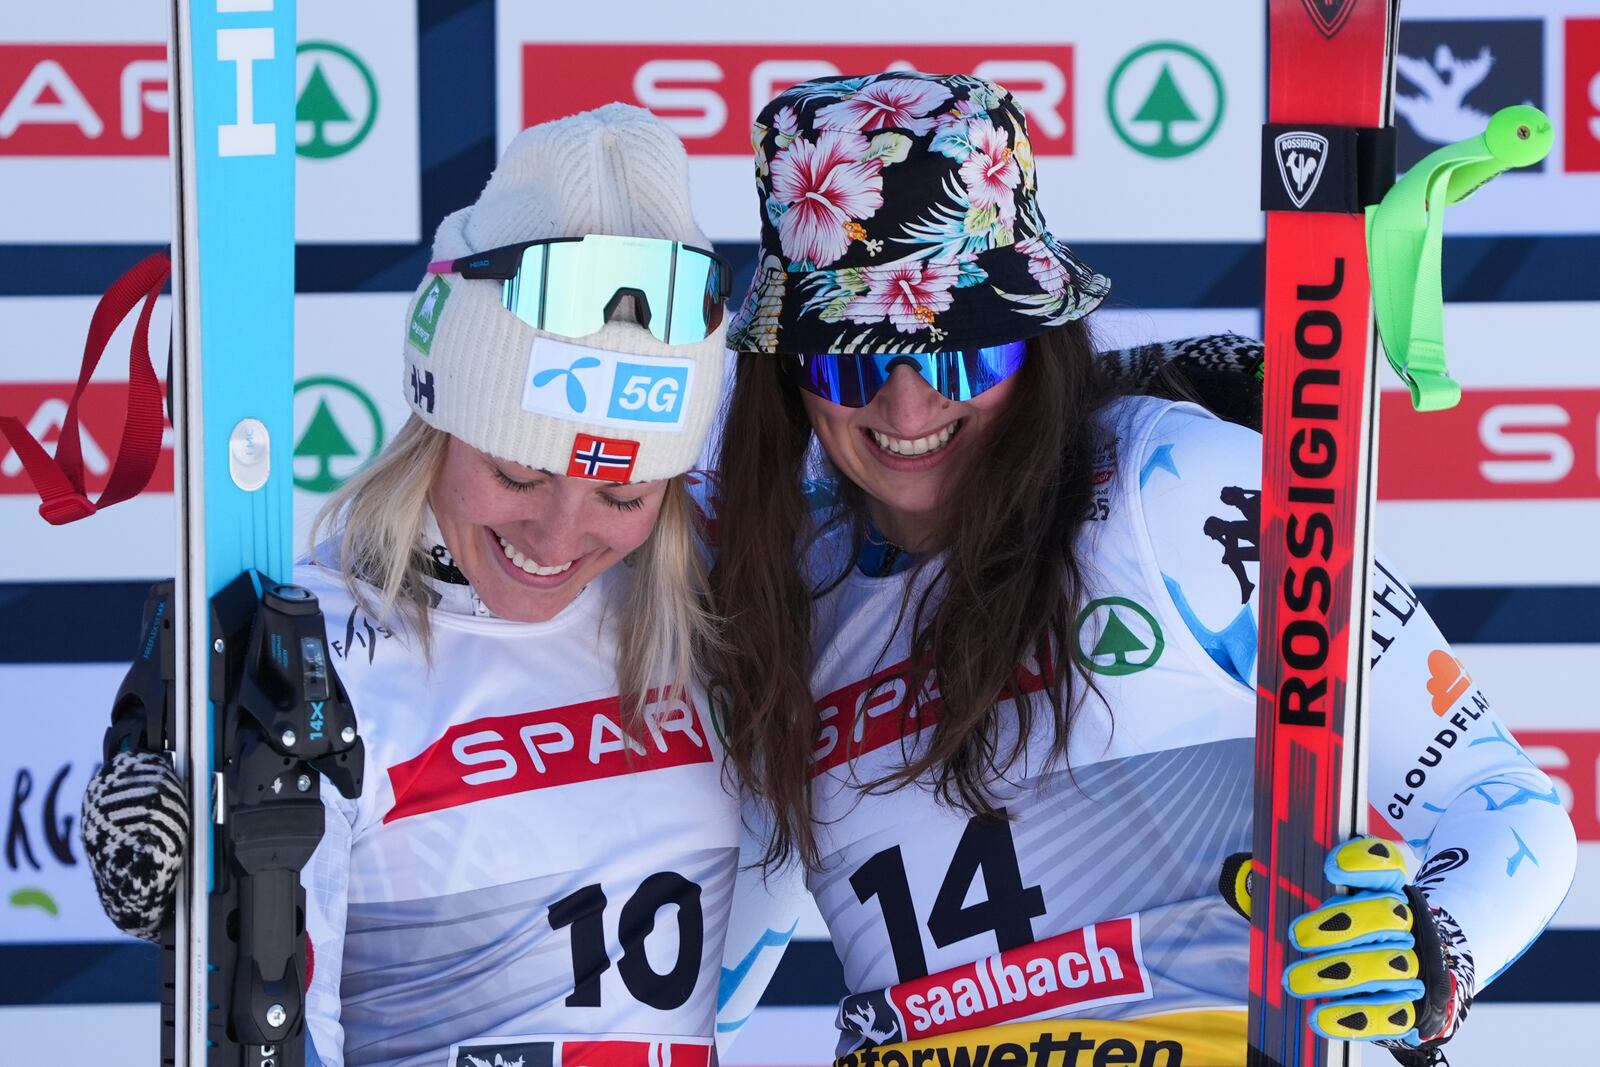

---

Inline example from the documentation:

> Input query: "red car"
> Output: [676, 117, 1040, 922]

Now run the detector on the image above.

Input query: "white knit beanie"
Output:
[400, 103, 725, 482]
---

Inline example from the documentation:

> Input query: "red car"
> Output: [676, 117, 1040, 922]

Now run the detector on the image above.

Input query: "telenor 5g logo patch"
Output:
[607, 361, 688, 423]
[522, 336, 695, 432]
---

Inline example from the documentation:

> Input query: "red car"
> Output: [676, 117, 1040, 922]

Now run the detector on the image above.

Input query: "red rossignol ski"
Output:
[1249, 1, 1400, 1065]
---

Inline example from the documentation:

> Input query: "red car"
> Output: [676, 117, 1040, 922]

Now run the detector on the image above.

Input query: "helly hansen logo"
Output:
[1275, 131, 1329, 208]
[410, 365, 436, 413]
[845, 917, 1151, 1044]
[385, 688, 711, 822]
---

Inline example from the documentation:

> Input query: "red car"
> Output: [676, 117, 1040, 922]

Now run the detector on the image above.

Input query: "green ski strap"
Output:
[1365, 104, 1553, 412]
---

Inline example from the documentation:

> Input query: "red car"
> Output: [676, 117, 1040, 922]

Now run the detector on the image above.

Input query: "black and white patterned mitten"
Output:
[81, 749, 189, 941]
[1102, 333, 1265, 431]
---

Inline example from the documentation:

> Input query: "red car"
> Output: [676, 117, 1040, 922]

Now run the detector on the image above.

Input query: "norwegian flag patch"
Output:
[567, 434, 639, 481]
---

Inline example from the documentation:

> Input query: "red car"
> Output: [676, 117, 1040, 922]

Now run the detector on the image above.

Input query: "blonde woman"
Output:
[81, 105, 799, 1067]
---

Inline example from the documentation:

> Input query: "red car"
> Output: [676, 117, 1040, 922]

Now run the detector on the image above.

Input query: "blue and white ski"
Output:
[162, 2, 362, 1064]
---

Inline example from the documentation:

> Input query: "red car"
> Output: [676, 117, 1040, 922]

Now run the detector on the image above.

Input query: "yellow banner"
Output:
[832, 1010, 1246, 1067]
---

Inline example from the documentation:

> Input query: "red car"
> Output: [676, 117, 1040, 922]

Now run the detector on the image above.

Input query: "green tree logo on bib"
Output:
[1075, 596, 1164, 675]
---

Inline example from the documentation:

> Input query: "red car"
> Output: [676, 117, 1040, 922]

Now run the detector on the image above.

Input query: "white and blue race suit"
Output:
[294, 536, 804, 1067]
[793, 397, 1575, 1067]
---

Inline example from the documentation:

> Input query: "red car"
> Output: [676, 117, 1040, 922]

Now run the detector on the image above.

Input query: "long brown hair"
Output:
[707, 322, 1114, 869]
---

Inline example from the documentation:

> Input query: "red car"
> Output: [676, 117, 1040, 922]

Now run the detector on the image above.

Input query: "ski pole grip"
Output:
[1366, 106, 1553, 412]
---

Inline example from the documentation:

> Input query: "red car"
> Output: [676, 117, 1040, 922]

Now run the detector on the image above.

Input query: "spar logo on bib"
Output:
[812, 649, 1053, 777]
[523, 337, 694, 432]
[839, 916, 1152, 1045]
[384, 688, 712, 822]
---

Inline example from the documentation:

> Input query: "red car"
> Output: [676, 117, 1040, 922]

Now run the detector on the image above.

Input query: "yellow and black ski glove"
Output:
[1219, 836, 1471, 1064]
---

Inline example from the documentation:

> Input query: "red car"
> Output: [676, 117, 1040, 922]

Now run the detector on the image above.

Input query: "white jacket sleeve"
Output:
[1138, 402, 1576, 995]
[713, 802, 809, 1057]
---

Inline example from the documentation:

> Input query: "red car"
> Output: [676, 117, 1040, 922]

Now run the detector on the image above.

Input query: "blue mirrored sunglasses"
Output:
[787, 342, 1028, 408]
[429, 233, 732, 345]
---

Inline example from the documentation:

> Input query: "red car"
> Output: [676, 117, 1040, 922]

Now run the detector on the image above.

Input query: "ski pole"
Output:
[1365, 105, 1554, 412]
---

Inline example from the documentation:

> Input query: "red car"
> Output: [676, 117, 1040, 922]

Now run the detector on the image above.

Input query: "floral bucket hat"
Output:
[728, 71, 1111, 355]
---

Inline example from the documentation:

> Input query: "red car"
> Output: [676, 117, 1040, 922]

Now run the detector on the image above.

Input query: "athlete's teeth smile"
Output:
[868, 419, 963, 457]
[496, 535, 575, 577]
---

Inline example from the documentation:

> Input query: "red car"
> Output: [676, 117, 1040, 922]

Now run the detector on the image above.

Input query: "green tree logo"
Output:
[1075, 596, 1165, 676]
[293, 376, 384, 493]
[1108, 42, 1225, 159]
[296, 42, 378, 159]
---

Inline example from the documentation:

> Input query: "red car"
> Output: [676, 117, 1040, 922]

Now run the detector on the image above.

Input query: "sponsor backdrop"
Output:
[1, 0, 1595, 1062]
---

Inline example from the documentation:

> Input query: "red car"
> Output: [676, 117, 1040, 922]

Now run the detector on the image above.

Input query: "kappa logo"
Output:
[1274, 131, 1329, 209]
[1204, 485, 1260, 603]
[1301, 0, 1358, 39]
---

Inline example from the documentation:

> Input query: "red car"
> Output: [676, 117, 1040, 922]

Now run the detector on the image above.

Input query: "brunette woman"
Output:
[708, 72, 1573, 1067]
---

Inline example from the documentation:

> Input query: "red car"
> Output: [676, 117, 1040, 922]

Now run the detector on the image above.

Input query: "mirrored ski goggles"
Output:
[427, 234, 733, 345]
[787, 342, 1028, 408]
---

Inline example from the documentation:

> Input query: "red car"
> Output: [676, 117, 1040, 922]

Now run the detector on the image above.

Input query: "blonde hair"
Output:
[310, 414, 715, 714]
